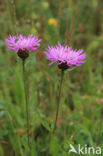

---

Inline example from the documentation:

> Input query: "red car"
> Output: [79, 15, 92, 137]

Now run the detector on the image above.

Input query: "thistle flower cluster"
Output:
[5, 34, 86, 144]
[6, 34, 41, 60]
[6, 34, 86, 69]
[44, 42, 86, 70]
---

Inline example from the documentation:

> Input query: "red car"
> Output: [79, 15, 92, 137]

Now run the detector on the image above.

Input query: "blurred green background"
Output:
[0, 0, 103, 155]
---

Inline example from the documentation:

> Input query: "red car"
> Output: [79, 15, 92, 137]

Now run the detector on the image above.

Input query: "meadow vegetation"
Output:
[0, 0, 103, 155]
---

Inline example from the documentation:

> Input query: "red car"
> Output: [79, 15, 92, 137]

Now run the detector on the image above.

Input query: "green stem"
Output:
[53, 69, 64, 133]
[22, 60, 30, 148]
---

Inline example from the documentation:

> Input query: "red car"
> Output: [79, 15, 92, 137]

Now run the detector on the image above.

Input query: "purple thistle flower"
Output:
[6, 34, 41, 60]
[44, 42, 86, 70]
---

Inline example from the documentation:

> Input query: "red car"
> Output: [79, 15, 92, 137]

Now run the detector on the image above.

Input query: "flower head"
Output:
[99, 98, 103, 103]
[44, 42, 86, 70]
[6, 34, 41, 60]
[48, 18, 57, 26]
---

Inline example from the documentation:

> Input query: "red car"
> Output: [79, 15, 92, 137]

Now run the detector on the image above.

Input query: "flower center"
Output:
[17, 49, 29, 60]
[58, 62, 69, 70]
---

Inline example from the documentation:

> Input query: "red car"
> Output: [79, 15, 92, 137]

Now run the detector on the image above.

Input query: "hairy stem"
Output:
[22, 60, 30, 148]
[53, 70, 64, 133]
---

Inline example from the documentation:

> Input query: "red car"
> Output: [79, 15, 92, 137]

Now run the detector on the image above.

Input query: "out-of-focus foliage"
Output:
[0, 0, 103, 155]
